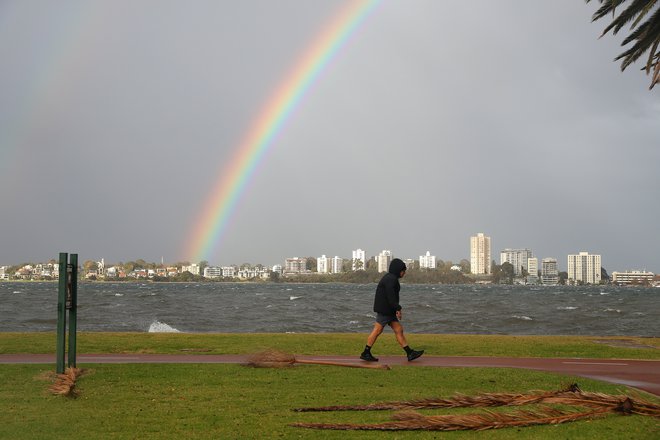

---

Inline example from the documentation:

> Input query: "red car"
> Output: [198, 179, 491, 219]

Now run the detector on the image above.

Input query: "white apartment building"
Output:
[526, 257, 538, 283]
[352, 249, 366, 271]
[284, 257, 307, 274]
[568, 252, 601, 285]
[612, 270, 654, 285]
[317, 255, 329, 274]
[182, 263, 200, 275]
[541, 258, 559, 285]
[500, 248, 533, 276]
[377, 250, 392, 273]
[419, 251, 436, 269]
[221, 266, 237, 277]
[470, 233, 491, 275]
[203, 266, 223, 278]
[331, 256, 343, 274]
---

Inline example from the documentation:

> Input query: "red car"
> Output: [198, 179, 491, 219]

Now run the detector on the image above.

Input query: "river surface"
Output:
[1, 282, 658, 336]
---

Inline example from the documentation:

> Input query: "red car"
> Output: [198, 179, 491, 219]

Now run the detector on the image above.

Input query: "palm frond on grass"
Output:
[245, 349, 390, 370]
[293, 406, 613, 431]
[49, 367, 84, 397]
[292, 385, 659, 431]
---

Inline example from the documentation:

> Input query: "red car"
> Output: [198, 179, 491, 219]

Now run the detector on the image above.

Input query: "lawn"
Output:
[1, 333, 658, 439]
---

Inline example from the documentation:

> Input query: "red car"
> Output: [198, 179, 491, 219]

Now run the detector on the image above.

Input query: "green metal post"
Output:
[68, 254, 78, 368]
[56, 253, 67, 374]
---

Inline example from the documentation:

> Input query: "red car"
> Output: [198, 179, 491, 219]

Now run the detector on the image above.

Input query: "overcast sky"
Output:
[1, 0, 658, 272]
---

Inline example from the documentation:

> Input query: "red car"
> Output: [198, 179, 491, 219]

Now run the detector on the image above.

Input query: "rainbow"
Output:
[185, 0, 381, 263]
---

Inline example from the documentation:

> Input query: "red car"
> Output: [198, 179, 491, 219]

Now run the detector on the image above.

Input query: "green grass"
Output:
[1, 363, 658, 439]
[1, 333, 658, 439]
[1, 332, 658, 359]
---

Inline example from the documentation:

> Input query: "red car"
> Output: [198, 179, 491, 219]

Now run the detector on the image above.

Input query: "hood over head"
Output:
[388, 258, 407, 277]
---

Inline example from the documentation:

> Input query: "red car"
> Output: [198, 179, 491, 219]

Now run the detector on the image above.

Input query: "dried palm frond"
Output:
[291, 385, 660, 431]
[49, 367, 84, 397]
[294, 385, 660, 417]
[294, 384, 581, 412]
[245, 349, 390, 370]
[292, 406, 613, 431]
[543, 391, 660, 417]
[295, 391, 556, 412]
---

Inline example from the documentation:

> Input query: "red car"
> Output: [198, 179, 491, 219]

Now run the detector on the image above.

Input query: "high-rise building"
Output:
[470, 233, 491, 275]
[568, 252, 601, 285]
[419, 251, 436, 269]
[331, 256, 343, 274]
[377, 250, 392, 273]
[526, 257, 538, 283]
[541, 258, 559, 285]
[500, 249, 533, 276]
[317, 255, 329, 274]
[352, 249, 366, 271]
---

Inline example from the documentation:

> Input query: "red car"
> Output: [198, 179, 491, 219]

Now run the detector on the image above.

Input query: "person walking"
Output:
[360, 258, 424, 362]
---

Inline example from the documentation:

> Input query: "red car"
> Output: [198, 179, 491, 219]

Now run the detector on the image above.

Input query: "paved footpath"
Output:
[1, 354, 658, 397]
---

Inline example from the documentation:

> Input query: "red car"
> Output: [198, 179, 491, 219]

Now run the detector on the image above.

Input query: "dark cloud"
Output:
[0, 0, 658, 272]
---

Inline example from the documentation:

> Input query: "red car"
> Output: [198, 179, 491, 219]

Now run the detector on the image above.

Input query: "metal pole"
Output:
[68, 254, 78, 368]
[56, 253, 67, 374]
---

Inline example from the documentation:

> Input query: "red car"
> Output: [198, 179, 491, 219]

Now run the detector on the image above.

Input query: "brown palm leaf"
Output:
[294, 385, 580, 412]
[49, 367, 84, 397]
[292, 406, 613, 431]
[245, 349, 390, 370]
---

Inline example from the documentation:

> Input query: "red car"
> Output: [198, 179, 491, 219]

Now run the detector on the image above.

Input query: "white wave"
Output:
[512, 315, 533, 321]
[600, 291, 610, 295]
[604, 308, 621, 313]
[557, 306, 577, 310]
[148, 320, 180, 333]
[114, 293, 124, 297]
[289, 296, 300, 300]
[349, 320, 359, 324]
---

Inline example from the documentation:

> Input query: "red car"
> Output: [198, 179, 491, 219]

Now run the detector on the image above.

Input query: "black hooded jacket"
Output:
[373, 258, 407, 316]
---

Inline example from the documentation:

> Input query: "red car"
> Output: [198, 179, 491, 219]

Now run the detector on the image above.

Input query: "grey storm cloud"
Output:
[0, 0, 658, 272]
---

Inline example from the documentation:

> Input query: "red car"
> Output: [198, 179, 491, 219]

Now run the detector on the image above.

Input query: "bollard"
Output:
[56, 252, 78, 374]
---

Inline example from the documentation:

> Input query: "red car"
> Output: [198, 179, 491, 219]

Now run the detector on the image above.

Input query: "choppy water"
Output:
[1, 282, 658, 336]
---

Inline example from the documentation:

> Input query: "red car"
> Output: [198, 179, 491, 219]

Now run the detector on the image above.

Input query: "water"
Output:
[1, 282, 658, 336]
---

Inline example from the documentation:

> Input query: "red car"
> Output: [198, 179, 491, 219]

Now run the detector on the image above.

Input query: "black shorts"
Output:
[376, 313, 398, 326]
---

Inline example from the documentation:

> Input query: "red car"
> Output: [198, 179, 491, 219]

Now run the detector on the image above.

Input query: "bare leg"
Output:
[389, 321, 408, 348]
[366, 322, 385, 347]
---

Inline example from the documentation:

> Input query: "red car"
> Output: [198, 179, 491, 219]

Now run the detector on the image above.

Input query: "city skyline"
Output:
[1, 241, 652, 275]
[1, 1, 658, 272]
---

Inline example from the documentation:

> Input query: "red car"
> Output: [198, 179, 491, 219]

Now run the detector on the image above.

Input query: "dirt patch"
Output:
[592, 339, 657, 350]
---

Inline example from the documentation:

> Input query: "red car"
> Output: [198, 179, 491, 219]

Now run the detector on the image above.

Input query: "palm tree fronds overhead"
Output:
[586, 0, 660, 89]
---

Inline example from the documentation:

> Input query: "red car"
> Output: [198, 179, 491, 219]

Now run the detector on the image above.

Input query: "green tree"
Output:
[83, 260, 98, 272]
[500, 262, 515, 284]
[586, 0, 660, 89]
